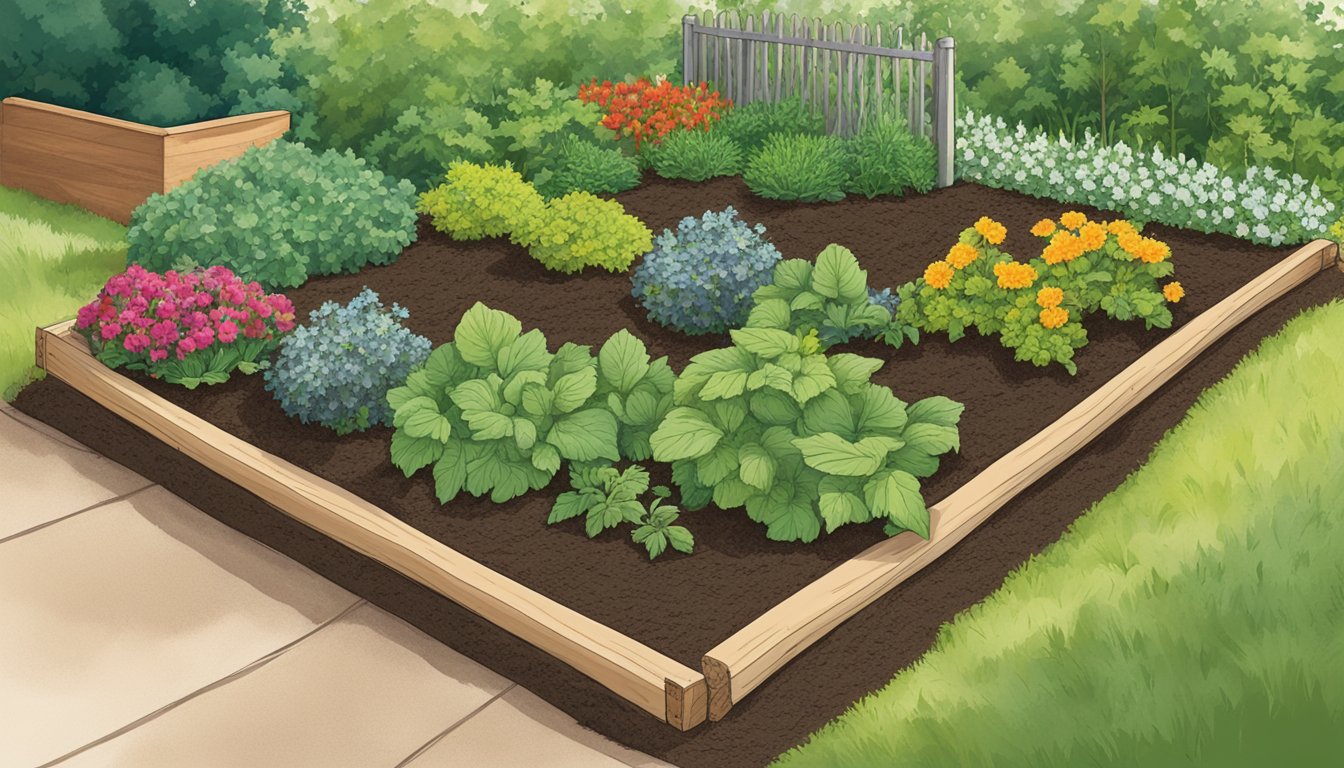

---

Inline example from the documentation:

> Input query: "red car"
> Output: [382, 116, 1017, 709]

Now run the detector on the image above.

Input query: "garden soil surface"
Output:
[18, 177, 1344, 768]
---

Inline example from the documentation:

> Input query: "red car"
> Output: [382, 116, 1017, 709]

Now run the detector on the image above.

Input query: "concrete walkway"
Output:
[0, 401, 674, 768]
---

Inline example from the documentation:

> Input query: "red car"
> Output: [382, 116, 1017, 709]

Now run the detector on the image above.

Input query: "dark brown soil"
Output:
[16, 177, 1344, 768]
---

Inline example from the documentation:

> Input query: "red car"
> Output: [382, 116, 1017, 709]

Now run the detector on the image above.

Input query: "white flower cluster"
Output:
[957, 110, 1337, 246]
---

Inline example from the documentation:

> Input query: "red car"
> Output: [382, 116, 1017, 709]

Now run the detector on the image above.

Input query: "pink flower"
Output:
[150, 320, 179, 345]
[243, 318, 267, 339]
[183, 311, 208, 329]
[194, 292, 214, 308]
[118, 308, 140, 326]
[130, 315, 154, 330]
[191, 327, 215, 349]
[123, 333, 151, 353]
[76, 304, 98, 328]
[217, 320, 239, 344]
[177, 337, 197, 358]
[155, 301, 177, 319]
[149, 348, 168, 363]
[100, 323, 123, 340]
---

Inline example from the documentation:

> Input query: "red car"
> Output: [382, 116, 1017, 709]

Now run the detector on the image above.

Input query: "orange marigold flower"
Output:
[1079, 222, 1108, 251]
[1060, 211, 1088, 230]
[1039, 306, 1069, 329]
[1164, 281, 1184, 303]
[993, 260, 1037, 290]
[974, 216, 1007, 245]
[1042, 231, 1085, 265]
[947, 242, 979, 269]
[1117, 230, 1144, 258]
[1137, 238, 1171, 264]
[1036, 286, 1064, 308]
[1107, 219, 1136, 236]
[1030, 219, 1057, 237]
[924, 261, 955, 289]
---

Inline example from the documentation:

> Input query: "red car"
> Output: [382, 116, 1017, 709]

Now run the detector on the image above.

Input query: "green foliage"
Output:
[387, 303, 664, 504]
[630, 486, 695, 559]
[518, 192, 654, 274]
[549, 466, 693, 559]
[844, 115, 936, 198]
[716, 97, 826, 153]
[0, 0, 306, 126]
[646, 128, 743, 181]
[594, 330, 676, 461]
[650, 324, 962, 543]
[534, 136, 642, 199]
[744, 133, 849, 203]
[749, 245, 894, 349]
[127, 140, 418, 290]
[418, 161, 545, 241]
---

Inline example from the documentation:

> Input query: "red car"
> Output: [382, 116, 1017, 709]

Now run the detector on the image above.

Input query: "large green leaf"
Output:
[465, 410, 514, 441]
[819, 490, 868, 533]
[902, 422, 961, 455]
[746, 363, 793, 392]
[552, 367, 598, 413]
[390, 431, 445, 477]
[854, 385, 909, 435]
[793, 433, 904, 476]
[791, 354, 837, 404]
[864, 469, 929, 538]
[455, 303, 522, 368]
[450, 377, 502, 413]
[423, 343, 473, 391]
[547, 408, 619, 461]
[623, 390, 662, 426]
[738, 443, 777, 491]
[431, 441, 467, 503]
[520, 383, 554, 416]
[746, 298, 793, 330]
[530, 442, 561, 474]
[598, 329, 650, 393]
[402, 406, 453, 442]
[496, 328, 550, 378]
[812, 244, 868, 302]
[701, 370, 749, 400]
[772, 258, 814, 291]
[695, 440, 740, 486]
[393, 395, 441, 430]
[749, 388, 801, 426]
[651, 407, 725, 461]
[905, 396, 966, 428]
[801, 388, 856, 438]
[731, 327, 801, 358]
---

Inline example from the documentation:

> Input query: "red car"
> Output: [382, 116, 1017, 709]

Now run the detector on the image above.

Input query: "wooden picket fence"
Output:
[681, 11, 955, 187]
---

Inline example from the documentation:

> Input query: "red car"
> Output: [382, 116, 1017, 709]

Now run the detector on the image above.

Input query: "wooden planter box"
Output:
[0, 97, 289, 224]
[32, 239, 1340, 729]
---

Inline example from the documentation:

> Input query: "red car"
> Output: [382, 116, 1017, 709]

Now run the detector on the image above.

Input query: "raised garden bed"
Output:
[17, 178, 1344, 766]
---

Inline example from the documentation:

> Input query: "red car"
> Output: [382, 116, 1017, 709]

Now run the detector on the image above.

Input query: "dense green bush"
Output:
[844, 116, 936, 198]
[744, 133, 849, 202]
[534, 136, 642, 199]
[265, 288, 431, 435]
[0, 0, 306, 127]
[716, 97, 826, 155]
[519, 192, 654, 274]
[418, 162, 545, 241]
[749, 245, 895, 349]
[646, 129, 743, 181]
[127, 140, 418, 290]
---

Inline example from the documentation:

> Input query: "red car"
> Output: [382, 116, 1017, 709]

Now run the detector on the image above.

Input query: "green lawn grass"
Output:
[0, 185, 127, 401]
[775, 299, 1344, 767]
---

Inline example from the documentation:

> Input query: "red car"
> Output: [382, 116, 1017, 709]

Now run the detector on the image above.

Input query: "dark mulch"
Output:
[16, 177, 1343, 767]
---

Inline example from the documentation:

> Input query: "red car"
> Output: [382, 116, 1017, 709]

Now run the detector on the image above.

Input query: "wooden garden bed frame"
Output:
[33, 239, 1339, 729]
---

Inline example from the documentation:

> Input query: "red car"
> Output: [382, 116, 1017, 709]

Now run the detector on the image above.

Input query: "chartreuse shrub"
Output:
[632, 207, 782, 335]
[387, 304, 672, 504]
[744, 134, 849, 203]
[844, 116, 936, 198]
[518, 192, 654, 274]
[749, 245, 899, 349]
[418, 161, 545, 241]
[548, 464, 693, 560]
[650, 326, 963, 543]
[128, 141, 418, 290]
[534, 136, 642, 199]
[896, 214, 1182, 374]
[74, 264, 296, 388]
[265, 288, 430, 435]
[716, 97, 825, 156]
[646, 128, 743, 182]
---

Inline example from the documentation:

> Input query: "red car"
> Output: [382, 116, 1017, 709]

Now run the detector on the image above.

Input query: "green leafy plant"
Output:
[548, 466, 693, 559]
[594, 330, 675, 461]
[387, 303, 625, 504]
[716, 97, 825, 155]
[645, 128, 743, 181]
[650, 325, 963, 543]
[743, 133, 848, 203]
[844, 115, 936, 198]
[517, 192, 653, 274]
[630, 485, 694, 560]
[748, 245, 895, 349]
[418, 161, 545, 241]
[534, 136, 642, 199]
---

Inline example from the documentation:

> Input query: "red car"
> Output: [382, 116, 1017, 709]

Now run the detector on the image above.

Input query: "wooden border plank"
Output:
[701, 239, 1339, 720]
[36, 324, 707, 730]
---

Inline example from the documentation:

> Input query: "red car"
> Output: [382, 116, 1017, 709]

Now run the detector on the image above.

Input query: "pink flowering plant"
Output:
[74, 264, 297, 388]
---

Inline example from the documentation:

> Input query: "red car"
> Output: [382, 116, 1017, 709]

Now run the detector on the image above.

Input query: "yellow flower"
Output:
[1042, 231, 1085, 265]
[1136, 237, 1171, 264]
[1164, 281, 1185, 303]
[974, 216, 1007, 245]
[1060, 211, 1088, 230]
[993, 260, 1037, 290]
[1030, 219, 1057, 237]
[1079, 222, 1108, 252]
[1036, 286, 1064, 308]
[1039, 306, 1069, 329]
[1117, 230, 1144, 258]
[1107, 219, 1136, 236]
[947, 242, 980, 269]
[924, 261, 955, 289]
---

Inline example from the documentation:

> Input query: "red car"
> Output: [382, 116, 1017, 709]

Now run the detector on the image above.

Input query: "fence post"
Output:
[683, 15, 697, 85]
[933, 36, 955, 187]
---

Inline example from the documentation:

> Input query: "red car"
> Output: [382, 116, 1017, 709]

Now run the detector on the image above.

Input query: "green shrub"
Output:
[844, 117, 936, 198]
[744, 133, 848, 203]
[646, 129, 743, 181]
[749, 245, 895, 349]
[534, 136, 642, 199]
[717, 97, 825, 155]
[418, 161, 546, 241]
[548, 465, 693, 560]
[0, 0, 306, 127]
[127, 140, 418, 290]
[519, 192, 653, 274]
